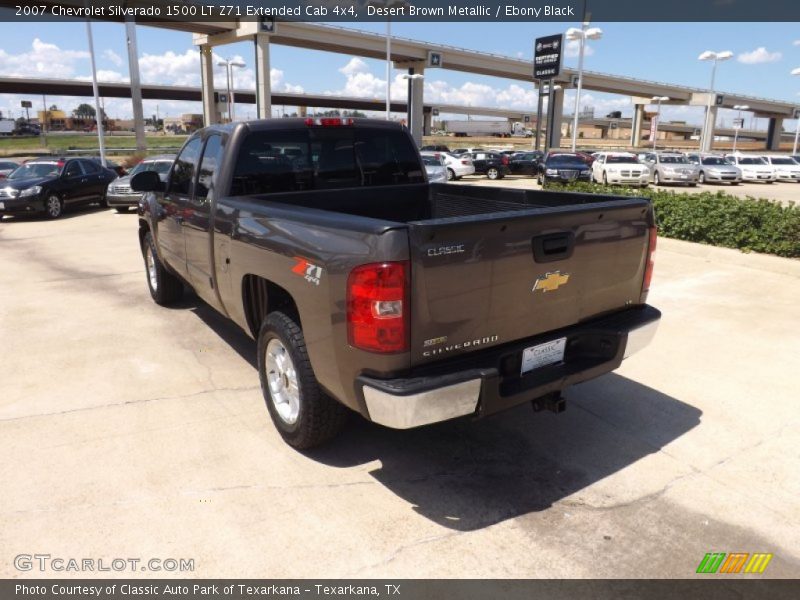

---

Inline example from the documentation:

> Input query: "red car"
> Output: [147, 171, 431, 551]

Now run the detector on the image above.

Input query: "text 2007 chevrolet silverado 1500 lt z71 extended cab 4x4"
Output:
[132, 118, 660, 449]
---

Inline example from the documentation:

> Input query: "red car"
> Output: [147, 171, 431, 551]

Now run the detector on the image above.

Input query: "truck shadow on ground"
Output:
[190, 299, 701, 532]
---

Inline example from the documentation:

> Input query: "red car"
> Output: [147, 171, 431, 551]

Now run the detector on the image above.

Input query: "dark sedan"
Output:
[537, 152, 593, 185]
[0, 157, 117, 219]
[508, 151, 543, 176]
[468, 151, 511, 180]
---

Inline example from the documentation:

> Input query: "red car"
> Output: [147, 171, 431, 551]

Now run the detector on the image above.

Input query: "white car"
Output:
[422, 151, 475, 180]
[725, 155, 776, 183]
[761, 155, 800, 182]
[420, 154, 448, 184]
[591, 152, 649, 187]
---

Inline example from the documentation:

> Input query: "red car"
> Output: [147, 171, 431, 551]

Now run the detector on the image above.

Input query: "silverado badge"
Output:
[533, 271, 570, 293]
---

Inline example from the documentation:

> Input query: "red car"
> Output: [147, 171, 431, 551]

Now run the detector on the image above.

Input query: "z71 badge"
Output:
[292, 257, 323, 286]
[533, 271, 570, 293]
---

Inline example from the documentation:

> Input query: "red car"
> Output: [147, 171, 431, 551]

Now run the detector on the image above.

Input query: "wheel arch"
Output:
[242, 275, 300, 339]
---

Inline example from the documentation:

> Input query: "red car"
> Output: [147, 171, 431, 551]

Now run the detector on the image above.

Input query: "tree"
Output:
[73, 103, 96, 119]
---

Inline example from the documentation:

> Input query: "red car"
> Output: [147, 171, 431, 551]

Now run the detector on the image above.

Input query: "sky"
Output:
[0, 20, 798, 129]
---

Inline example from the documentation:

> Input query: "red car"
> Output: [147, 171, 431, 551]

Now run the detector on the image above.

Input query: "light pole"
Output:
[651, 96, 669, 151]
[85, 20, 106, 167]
[566, 24, 602, 152]
[369, 1, 406, 121]
[791, 68, 800, 155]
[218, 58, 245, 121]
[401, 73, 424, 141]
[698, 50, 733, 152]
[731, 104, 749, 153]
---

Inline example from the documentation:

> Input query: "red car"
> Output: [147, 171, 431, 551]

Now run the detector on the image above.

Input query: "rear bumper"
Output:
[359, 305, 661, 429]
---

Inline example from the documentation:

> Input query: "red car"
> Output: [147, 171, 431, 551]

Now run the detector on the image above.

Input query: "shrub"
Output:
[554, 182, 799, 258]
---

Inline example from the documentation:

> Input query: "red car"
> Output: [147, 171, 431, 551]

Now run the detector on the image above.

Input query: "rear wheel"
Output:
[486, 167, 500, 180]
[44, 194, 63, 219]
[142, 232, 183, 305]
[258, 311, 348, 449]
[446, 168, 455, 181]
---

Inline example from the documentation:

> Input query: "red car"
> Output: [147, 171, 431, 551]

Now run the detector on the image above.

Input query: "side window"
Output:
[195, 135, 224, 201]
[596, 155, 605, 164]
[81, 160, 100, 173]
[64, 161, 83, 178]
[168, 137, 203, 196]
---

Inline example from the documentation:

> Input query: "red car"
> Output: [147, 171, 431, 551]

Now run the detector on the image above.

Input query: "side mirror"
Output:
[131, 170, 165, 192]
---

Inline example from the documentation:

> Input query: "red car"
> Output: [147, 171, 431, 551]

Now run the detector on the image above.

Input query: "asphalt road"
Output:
[1, 207, 798, 578]
[460, 173, 799, 206]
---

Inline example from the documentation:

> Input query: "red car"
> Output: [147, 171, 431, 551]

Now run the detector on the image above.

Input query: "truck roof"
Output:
[203, 117, 408, 136]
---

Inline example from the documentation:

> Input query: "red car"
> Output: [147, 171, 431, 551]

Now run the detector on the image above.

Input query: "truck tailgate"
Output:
[406, 199, 653, 365]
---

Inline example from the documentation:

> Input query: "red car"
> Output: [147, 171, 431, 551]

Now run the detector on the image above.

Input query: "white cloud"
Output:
[794, 40, 800, 46]
[103, 49, 123, 67]
[565, 39, 595, 59]
[737, 47, 782, 64]
[0, 38, 89, 78]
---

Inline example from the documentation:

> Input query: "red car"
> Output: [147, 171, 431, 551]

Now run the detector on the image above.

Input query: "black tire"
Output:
[486, 167, 500, 180]
[699, 171, 705, 184]
[446, 168, 455, 181]
[99, 190, 109, 208]
[689, 183, 698, 187]
[115, 207, 129, 214]
[766, 181, 774, 184]
[142, 231, 183, 306]
[258, 311, 348, 449]
[44, 193, 63, 219]
[602, 171, 608, 185]
[654, 172, 661, 186]
[731, 182, 740, 186]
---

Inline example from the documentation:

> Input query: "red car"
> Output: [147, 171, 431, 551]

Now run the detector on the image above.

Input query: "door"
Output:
[78, 159, 108, 200]
[60, 160, 87, 204]
[472, 153, 487, 172]
[159, 136, 203, 280]
[184, 133, 225, 310]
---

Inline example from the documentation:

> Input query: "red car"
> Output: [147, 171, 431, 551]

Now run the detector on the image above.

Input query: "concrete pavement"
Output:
[1, 207, 798, 578]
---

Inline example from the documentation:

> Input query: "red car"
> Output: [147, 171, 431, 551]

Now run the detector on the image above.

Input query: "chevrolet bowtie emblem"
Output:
[533, 271, 570, 293]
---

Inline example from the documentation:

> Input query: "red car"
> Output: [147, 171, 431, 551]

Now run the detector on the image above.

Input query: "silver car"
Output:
[640, 152, 700, 186]
[686, 154, 742, 185]
[421, 154, 448, 184]
[106, 154, 175, 213]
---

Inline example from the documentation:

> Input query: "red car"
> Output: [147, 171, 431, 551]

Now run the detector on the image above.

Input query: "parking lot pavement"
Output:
[1, 208, 799, 578]
[460, 174, 799, 205]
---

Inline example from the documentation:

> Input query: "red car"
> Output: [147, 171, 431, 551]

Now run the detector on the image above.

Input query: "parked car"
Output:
[537, 152, 592, 185]
[508, 151, 543, 176]
[591, 152, 649, 187]
[640, 152, 699, 186]
[420, 144, 450, 152]
[132, 117, 660, 449]
[106, 154, 176, 213]
[0, 157, 116, 219]
[688, 155, 742, 185]
[468, 151, 510, 180]
[422, 151, 475, 180]
[761, 155, 800, 182]
[724, 155, 776, 183]
[575, 151, 597, 166]
[451, 147, 484, 155]
[421, 153, 448, 183]
[0, 160, 19, 180]
[90, 158, 127, 178]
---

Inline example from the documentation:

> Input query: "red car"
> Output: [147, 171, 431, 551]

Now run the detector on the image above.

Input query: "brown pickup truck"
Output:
[133, 118, 660, 448]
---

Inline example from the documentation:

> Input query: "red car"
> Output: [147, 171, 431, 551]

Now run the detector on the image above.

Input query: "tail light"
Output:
[305, 117, 354, 127]
[642, 226, 657, 295]
[501, 155, 509, 165]
[347, 261, 409, 353]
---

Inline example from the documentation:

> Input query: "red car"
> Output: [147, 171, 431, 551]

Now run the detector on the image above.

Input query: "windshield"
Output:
[129, 160, 173, 177]
[546, 154, 586, 166]
[770, 158, 797, 165]
[659, 156, 689, 164]
[8, 162, 61, 180]
[739, 157, 766, 165]
[702, 157, 728, 165]
[606, 156, 639, 164]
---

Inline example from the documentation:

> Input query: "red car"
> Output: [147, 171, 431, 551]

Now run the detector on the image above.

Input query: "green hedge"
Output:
[552, 182, 799, 258]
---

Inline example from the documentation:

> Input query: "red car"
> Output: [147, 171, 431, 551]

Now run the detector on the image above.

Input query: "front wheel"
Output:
[654, 172, 661, 186]
[142, 232, 183, 305]
[115, 207, 129, 214]
[44, 194, 63, 219]
[486, 167, 500, 180]
[258, 311, 348, 449]
[602, 171, 608, 185]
